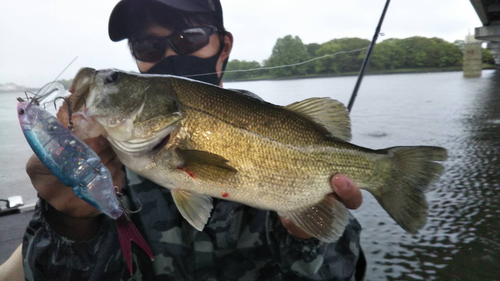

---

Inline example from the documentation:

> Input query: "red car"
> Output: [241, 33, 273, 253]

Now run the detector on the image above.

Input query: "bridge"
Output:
[471, 0, 500, 65]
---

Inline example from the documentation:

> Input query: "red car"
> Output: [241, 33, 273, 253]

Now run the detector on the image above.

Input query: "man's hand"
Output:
[27, 96, 125, 218]
[279, 174, 362, 239]
[26, 137, 125, 218]
[26, 136, 125, 241]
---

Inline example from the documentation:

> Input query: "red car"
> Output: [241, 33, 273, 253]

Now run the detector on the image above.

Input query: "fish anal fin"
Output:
[279, 196, 349, 243]
[171, 189, 213, 231]
[285, 98, 351, 142]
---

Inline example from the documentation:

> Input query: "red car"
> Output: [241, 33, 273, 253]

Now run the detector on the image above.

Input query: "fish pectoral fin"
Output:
[279, 195, 349, 243]
[171, 189, 213, 231]
[284, 98, 351, 142]
[176, 148, 238, 173]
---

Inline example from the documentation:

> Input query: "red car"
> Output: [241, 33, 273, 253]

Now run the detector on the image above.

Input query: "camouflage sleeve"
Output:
[21, 199, 126, 281]
[266, 211, 362, 280]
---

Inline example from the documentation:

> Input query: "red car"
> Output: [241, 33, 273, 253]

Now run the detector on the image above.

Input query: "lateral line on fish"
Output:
[185, 104, 378, 170]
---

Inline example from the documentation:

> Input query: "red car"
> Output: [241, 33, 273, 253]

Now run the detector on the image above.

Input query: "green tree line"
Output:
[224, 35, 495, 80]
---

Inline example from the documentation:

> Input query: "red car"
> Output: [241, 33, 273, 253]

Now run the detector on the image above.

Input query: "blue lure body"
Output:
[17, 101, 153, 274]
[18, 101, 123, 218]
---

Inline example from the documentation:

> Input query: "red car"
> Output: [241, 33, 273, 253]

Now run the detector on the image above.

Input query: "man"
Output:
[23, 0, 366, 280]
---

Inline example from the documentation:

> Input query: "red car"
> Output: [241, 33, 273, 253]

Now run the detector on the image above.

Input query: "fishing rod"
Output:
[347, 0, 391, 112]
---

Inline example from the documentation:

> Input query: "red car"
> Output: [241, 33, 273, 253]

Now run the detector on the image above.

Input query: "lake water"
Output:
[1, 70, 499, 280]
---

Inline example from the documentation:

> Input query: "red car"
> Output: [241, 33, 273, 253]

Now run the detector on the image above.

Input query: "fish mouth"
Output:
[152, 134, 171, 152]
[108, 125, 175, 157]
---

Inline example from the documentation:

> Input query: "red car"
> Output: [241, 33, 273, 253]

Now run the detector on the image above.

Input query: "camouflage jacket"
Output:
[23, 169, 363, 281]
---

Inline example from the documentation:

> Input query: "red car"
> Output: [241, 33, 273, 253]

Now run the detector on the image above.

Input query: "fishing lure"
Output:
[17, 93, 153, 274]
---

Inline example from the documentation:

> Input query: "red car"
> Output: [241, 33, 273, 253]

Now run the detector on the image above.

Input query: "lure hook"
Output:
[115, 187, 143, 219]
[53, 96, 74, 131]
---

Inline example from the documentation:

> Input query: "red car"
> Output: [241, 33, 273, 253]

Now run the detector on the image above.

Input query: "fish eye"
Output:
[18, 108, 25, 115]
[105, 71, 120, 85]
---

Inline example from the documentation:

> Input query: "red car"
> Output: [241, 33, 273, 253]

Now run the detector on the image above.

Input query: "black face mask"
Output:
[143, 40, 225, 86]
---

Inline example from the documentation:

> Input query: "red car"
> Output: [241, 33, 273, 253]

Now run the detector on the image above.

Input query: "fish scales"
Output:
[158, 79, 389, 210]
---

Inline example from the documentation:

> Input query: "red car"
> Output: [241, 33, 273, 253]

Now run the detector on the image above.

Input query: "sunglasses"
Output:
[129, 26, 220, 62]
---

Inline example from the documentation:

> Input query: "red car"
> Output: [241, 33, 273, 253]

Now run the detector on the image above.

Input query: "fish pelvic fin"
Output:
[279, 195, 349, 243]
[116, 215, 154, 275]
[172, 189, 213, 231]
[285, 97, 351, 142]
[366, 146, 447, 234]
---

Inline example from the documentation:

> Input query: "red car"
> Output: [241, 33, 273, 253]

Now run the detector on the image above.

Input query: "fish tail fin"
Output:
[116, 215, 154, 275]
[365, 146, 447, 234]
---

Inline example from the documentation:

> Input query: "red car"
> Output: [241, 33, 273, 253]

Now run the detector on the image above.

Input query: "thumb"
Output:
[331, 174, 363, 210]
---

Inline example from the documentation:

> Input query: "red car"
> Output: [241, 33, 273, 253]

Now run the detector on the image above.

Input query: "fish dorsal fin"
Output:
[285, 98, 351, 142]
[171, 189, 213, 231]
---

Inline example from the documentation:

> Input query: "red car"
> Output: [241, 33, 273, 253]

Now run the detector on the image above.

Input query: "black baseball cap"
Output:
[109, 0, 224, 42]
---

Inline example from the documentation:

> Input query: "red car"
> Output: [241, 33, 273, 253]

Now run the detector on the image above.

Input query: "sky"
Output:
[0, 0, 483, 87]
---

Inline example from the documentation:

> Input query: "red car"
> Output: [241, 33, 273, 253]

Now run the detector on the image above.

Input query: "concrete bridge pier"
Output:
[471, 0, 500, 67]
[464, 35, 483, 77]
[487, 42, 500, 65]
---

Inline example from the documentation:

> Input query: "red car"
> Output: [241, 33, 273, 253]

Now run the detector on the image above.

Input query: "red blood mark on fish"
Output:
[222, 192, 229, 198]
[177, 167, 194, 178]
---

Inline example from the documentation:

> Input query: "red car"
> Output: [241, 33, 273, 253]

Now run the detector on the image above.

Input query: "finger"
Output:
[107, 157, 125, 191]
[26, 155, 72, 206]
[279, 216, 312, 239]
[98, 145, 118, 165]
[93, 142, 124, 190]
[331, 174, 363, 210]
[106, 156, 124, 175]
[56, 100, 69, 125]
[55, 191, 102, 218]
[26, 147, 105, 219]
[104, 154, 124, 182]
[85, 136, 109, 154]
[26, 154, 52, 176]
[27, 158, 101, 217]
[113, 169, 126, 192]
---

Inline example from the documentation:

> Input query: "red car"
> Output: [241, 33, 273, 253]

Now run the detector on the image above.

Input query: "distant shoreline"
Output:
[224, 65, 498, 83]
[2, 65, 497, 91]
[0, 87, 38, 94]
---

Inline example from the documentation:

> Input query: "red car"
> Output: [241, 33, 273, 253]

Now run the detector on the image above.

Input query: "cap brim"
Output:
[108, 0, 132, 42]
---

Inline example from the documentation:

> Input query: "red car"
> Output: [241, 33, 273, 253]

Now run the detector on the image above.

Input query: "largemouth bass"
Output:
[72, 67, 447, 243]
